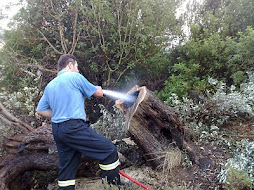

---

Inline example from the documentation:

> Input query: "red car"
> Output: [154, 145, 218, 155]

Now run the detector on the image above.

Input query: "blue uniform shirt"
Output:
[36, 70, 98, 123]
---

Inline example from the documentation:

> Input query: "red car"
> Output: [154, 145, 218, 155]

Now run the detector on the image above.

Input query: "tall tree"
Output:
[158, 0, 254, 100]
[191, 0, 254, 38]
[0, 0, 181, 122]
[2, 0, 180, 88]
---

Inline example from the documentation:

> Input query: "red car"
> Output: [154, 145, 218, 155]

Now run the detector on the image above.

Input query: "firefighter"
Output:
[36, 54, 121, 189]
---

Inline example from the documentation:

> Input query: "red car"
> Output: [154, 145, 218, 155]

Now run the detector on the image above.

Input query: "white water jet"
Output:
[102, 89, 135, 102]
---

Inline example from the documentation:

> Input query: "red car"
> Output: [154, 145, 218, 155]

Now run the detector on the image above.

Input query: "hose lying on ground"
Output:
[119, 170, 153, 190]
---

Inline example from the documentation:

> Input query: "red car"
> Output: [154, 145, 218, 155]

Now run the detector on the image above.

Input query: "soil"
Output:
[87, 121, 253, 189]
[45, 122, 254, 190]
[1, 121, 254, 190]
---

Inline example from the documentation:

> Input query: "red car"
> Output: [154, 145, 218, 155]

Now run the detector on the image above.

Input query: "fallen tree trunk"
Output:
[0, 101, 131, 190]
[0, 103, 101, 189]
[0, 124, 99, 190]
[0, 124, 57, 190]
[0, 152, 58, 190]
[115, 86, 213, 169]
[0, 102, 138, 189]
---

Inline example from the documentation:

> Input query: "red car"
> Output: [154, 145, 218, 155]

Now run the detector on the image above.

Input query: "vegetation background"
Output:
[0, 0, 254, 189]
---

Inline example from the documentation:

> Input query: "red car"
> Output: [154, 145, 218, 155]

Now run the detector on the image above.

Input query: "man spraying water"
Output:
[36, 54, 127, 189]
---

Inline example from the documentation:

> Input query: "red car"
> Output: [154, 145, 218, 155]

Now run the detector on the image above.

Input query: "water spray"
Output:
[102, 89, 136, 103]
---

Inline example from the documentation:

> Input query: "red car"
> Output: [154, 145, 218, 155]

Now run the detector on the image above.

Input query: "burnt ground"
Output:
[46, 144, 227, 190]
[46, 121, 254, 190]
[1, 121, 254, 190]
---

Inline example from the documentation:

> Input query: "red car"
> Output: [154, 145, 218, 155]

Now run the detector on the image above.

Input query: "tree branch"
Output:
[37, 29, 63, 55]
[0, 102, 34, 133]
[58, 23, 68, 53]
[69, 5, 80, 54]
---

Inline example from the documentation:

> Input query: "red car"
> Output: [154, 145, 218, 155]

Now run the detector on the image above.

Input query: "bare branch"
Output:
[69, 6, 79, 54]
[7, 47, 57, 74]
[58, 23, 68, 53]
[37, 29, 63, 54]
[0, 102, 34, 133]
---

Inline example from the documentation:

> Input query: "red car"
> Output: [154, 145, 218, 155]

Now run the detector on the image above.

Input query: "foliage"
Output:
[208, 76, 254, 118]
[164, 73, 254, 142]
[0, 85, 39, 116]
[0, 69, 42, 126]
[162, 73, 254, 187]
[1, 0, 180, 89]
[159, 27, 254, 100]
[218, 139, 254, 188]
[130, 50, 172, 91]
[223, 167, 253, 190]
[162, 0, 254, 100]
[90, 104, 126, 140]
[0, 0, 181, 122]
[188, 0, 254, 38]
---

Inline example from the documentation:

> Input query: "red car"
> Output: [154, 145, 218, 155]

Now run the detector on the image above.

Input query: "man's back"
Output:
[37, 70, 97, 123]
[36, 54, 120, 190]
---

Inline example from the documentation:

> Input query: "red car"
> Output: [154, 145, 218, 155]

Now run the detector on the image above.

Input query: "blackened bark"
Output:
[115, 86, 213, 169]
[0, 124, 99, 190]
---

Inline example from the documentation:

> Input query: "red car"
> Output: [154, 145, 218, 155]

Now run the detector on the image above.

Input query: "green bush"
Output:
[90, 105, 126, 140]
[223, 167, 253, 190]
[159, 27, 254, 100]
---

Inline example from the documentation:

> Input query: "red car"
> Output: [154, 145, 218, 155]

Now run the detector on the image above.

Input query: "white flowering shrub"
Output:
[240, 72, 254, 109]
[218, 139, 254, 186]
[167, 73, 254, 134]
[165, 73, 254, 187]
[208, 75, 254, 118]
[91, 104, 126, 140]
[0, 70, 42, 125]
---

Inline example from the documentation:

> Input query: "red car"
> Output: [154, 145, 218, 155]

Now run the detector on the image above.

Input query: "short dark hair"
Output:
[57, 54, 77, 71]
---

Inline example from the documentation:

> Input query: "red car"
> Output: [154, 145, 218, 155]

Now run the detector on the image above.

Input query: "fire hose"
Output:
[119, 170, 154, 190]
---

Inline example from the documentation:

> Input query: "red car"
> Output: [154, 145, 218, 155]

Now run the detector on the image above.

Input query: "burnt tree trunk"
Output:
[0, 124, 99, 190]
[0, 124, 57, 190]
[115, 86, 213, 169]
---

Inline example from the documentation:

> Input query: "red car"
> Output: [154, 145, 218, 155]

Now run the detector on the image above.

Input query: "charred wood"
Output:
[0, 124, 99, 190]
[115, 86, 213, 169]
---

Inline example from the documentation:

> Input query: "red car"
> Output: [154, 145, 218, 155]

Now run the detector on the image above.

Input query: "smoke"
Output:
[117, 78, 140, 93]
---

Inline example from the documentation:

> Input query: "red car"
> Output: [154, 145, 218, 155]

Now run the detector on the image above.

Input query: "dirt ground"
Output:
[46, 121, 254, 190]
[46, 143, 230, 189]
[1, 121, 253, 190]
[47, 166, 160, 190]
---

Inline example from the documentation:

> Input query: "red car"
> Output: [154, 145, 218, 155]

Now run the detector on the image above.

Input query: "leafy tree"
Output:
[18, 0, 179, 87]
[0, 0, 181, 122]
[159, 27, 254, 100]
[158, 0, 254, 100]
[1, 0, 181, 88]
[190, 0, 254, 38]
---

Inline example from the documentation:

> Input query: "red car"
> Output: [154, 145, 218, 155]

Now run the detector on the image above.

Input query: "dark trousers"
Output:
[52, 119, 120, 190]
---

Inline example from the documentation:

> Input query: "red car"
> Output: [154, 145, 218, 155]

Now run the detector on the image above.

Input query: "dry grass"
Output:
[157, 149, 183, 175]
[145, 148, 182, 175]
[163, 182, 200, 190]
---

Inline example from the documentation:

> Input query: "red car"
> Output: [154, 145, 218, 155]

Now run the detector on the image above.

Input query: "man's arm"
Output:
[93, 86, 103, 98]
[37, 110, 52, 119]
